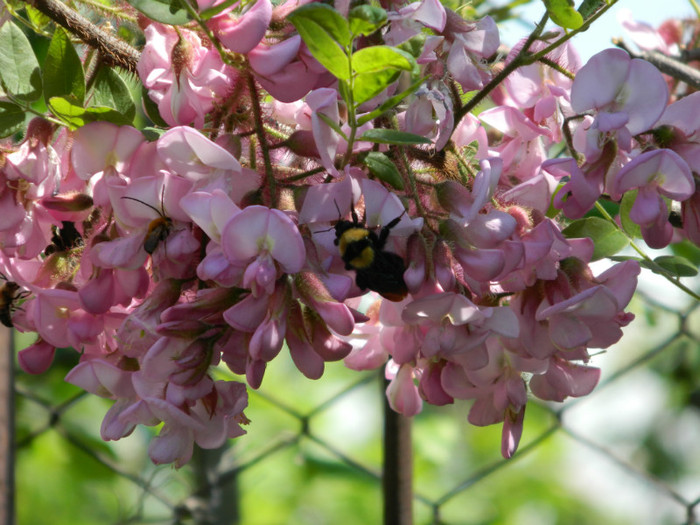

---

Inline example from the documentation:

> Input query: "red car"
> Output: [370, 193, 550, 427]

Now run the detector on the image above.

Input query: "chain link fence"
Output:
[8, 280, 700, 525]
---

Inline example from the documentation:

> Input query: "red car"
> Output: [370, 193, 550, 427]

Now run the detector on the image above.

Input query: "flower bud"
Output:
[41, 193, 94, 212]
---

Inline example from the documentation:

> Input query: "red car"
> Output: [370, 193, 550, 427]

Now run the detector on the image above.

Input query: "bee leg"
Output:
[377, 212, 405, 249]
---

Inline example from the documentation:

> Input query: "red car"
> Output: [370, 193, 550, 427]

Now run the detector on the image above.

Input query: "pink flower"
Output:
[220, 206, 306, 296]
[571, 48, 668, 160]
[443, 14, 499, 91]
[248, 36, 327, 103]
[612, 149, 694, 248]
[137, 24, 235, 128]
[207, 0, 272, 54]
[386, 362, 423, 416]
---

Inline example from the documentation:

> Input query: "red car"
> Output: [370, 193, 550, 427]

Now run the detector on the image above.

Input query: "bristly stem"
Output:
[22, 0, 140, 72]
[247, 71, 277, 204]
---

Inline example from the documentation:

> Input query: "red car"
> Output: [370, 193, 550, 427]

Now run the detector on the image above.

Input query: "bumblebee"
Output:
[121, 194, 173, 255]
[44, 221, 83, 256]
[0, 274, 27, 328]
[333, 207, 408, 302]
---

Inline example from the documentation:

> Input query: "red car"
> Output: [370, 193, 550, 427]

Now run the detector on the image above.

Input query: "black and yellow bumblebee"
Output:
[0, 273, 27, 328]
[332, 206, 408, 302]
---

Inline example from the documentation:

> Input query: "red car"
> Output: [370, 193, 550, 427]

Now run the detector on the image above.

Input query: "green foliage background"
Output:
[14, 286, 700, 524]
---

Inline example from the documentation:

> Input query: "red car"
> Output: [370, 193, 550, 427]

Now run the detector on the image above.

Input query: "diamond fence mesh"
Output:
[7, 281, 700, 525]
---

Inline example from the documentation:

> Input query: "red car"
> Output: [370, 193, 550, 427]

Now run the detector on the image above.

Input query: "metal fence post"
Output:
[188, 444, 239, 525]
[382, 377, 413, 525]
[0, 327, 14, 525]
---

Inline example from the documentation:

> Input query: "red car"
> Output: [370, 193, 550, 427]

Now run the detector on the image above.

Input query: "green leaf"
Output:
[0, 101, 26, 137]
[141, 86, 168, 127]
[352, 46, 415, 75]
[543, 0, 583, 29]
[349, 5, 387, 37]
[0, 21, 42, 101]
[49, 97, 132, 128]
[199, 0, 238, 20]
[25, 5, 52, 32]
[43, 28, 85, 106]
[652, 255, 698, 278]
[619, 190, 642, 238]
[562, 217, 628, 261]
[288, 4, 351, 80]
[142, 127, 166, 141]
[578, 0, 607, 19]
[363, 152, 404, 190]
[127, 0, 192, 25]
[358, 129, 431, 145]
[670, 240, 700, 266]
[397, 33, 427, 59]
[288, 3, 352, 48]
[352, 46, 416, 105]
[91, 68, 136, 123]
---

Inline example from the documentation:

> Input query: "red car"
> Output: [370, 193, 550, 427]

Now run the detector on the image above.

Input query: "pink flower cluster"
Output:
[1, 1, 696, 465]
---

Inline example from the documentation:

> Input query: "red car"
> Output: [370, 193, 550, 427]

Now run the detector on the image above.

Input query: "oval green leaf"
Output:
[288, 3, 352, 48]
[91, 68, 136, 123]
[363, 152, 404, 190]
[544, 0, 584, 29]
[288, 4, 351, 80]
[0, 21, 42, 102]
[349, 5, 387, 37]
[49, 97, 131, 129]
[43, 28, 85, 106]
[288, 8, 351, 80]
[562, 217, 628, 261]
[653, 255, 698, 278]
[0, 101, 26, 138]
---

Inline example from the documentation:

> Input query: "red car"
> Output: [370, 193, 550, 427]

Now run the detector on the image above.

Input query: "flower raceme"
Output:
[0, 1, 696, 467]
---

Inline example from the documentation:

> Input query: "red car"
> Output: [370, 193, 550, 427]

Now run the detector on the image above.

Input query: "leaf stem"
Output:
[688, 0, 700, 18]
[594, 201, 700, 301]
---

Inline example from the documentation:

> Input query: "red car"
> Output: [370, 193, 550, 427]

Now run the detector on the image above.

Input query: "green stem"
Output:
[454, 0, 619, 130]
[453, 12, 549, 127]
[6, 93, 66, 127]
[526, 0, 620, 64]
[594, 201, 700, 302]
[689, 0, 700, 18]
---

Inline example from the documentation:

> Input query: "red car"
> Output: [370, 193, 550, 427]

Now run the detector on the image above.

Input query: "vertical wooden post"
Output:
[382, 379, 413, 525]
[0, 327, 15, 525]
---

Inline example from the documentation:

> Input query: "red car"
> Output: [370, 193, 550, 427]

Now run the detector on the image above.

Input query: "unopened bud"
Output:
[171, 34, 193, 80]
[25, 118, 55, 146]
[41, 193, 94, 212]
[281, 130, 320, 158]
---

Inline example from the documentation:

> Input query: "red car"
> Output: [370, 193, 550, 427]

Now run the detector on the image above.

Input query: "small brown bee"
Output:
[121, 189, 173, 255]
[0, 273, 27, 328]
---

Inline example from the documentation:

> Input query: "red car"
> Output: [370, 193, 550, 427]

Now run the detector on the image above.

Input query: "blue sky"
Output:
[498, 0, 695, 61]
